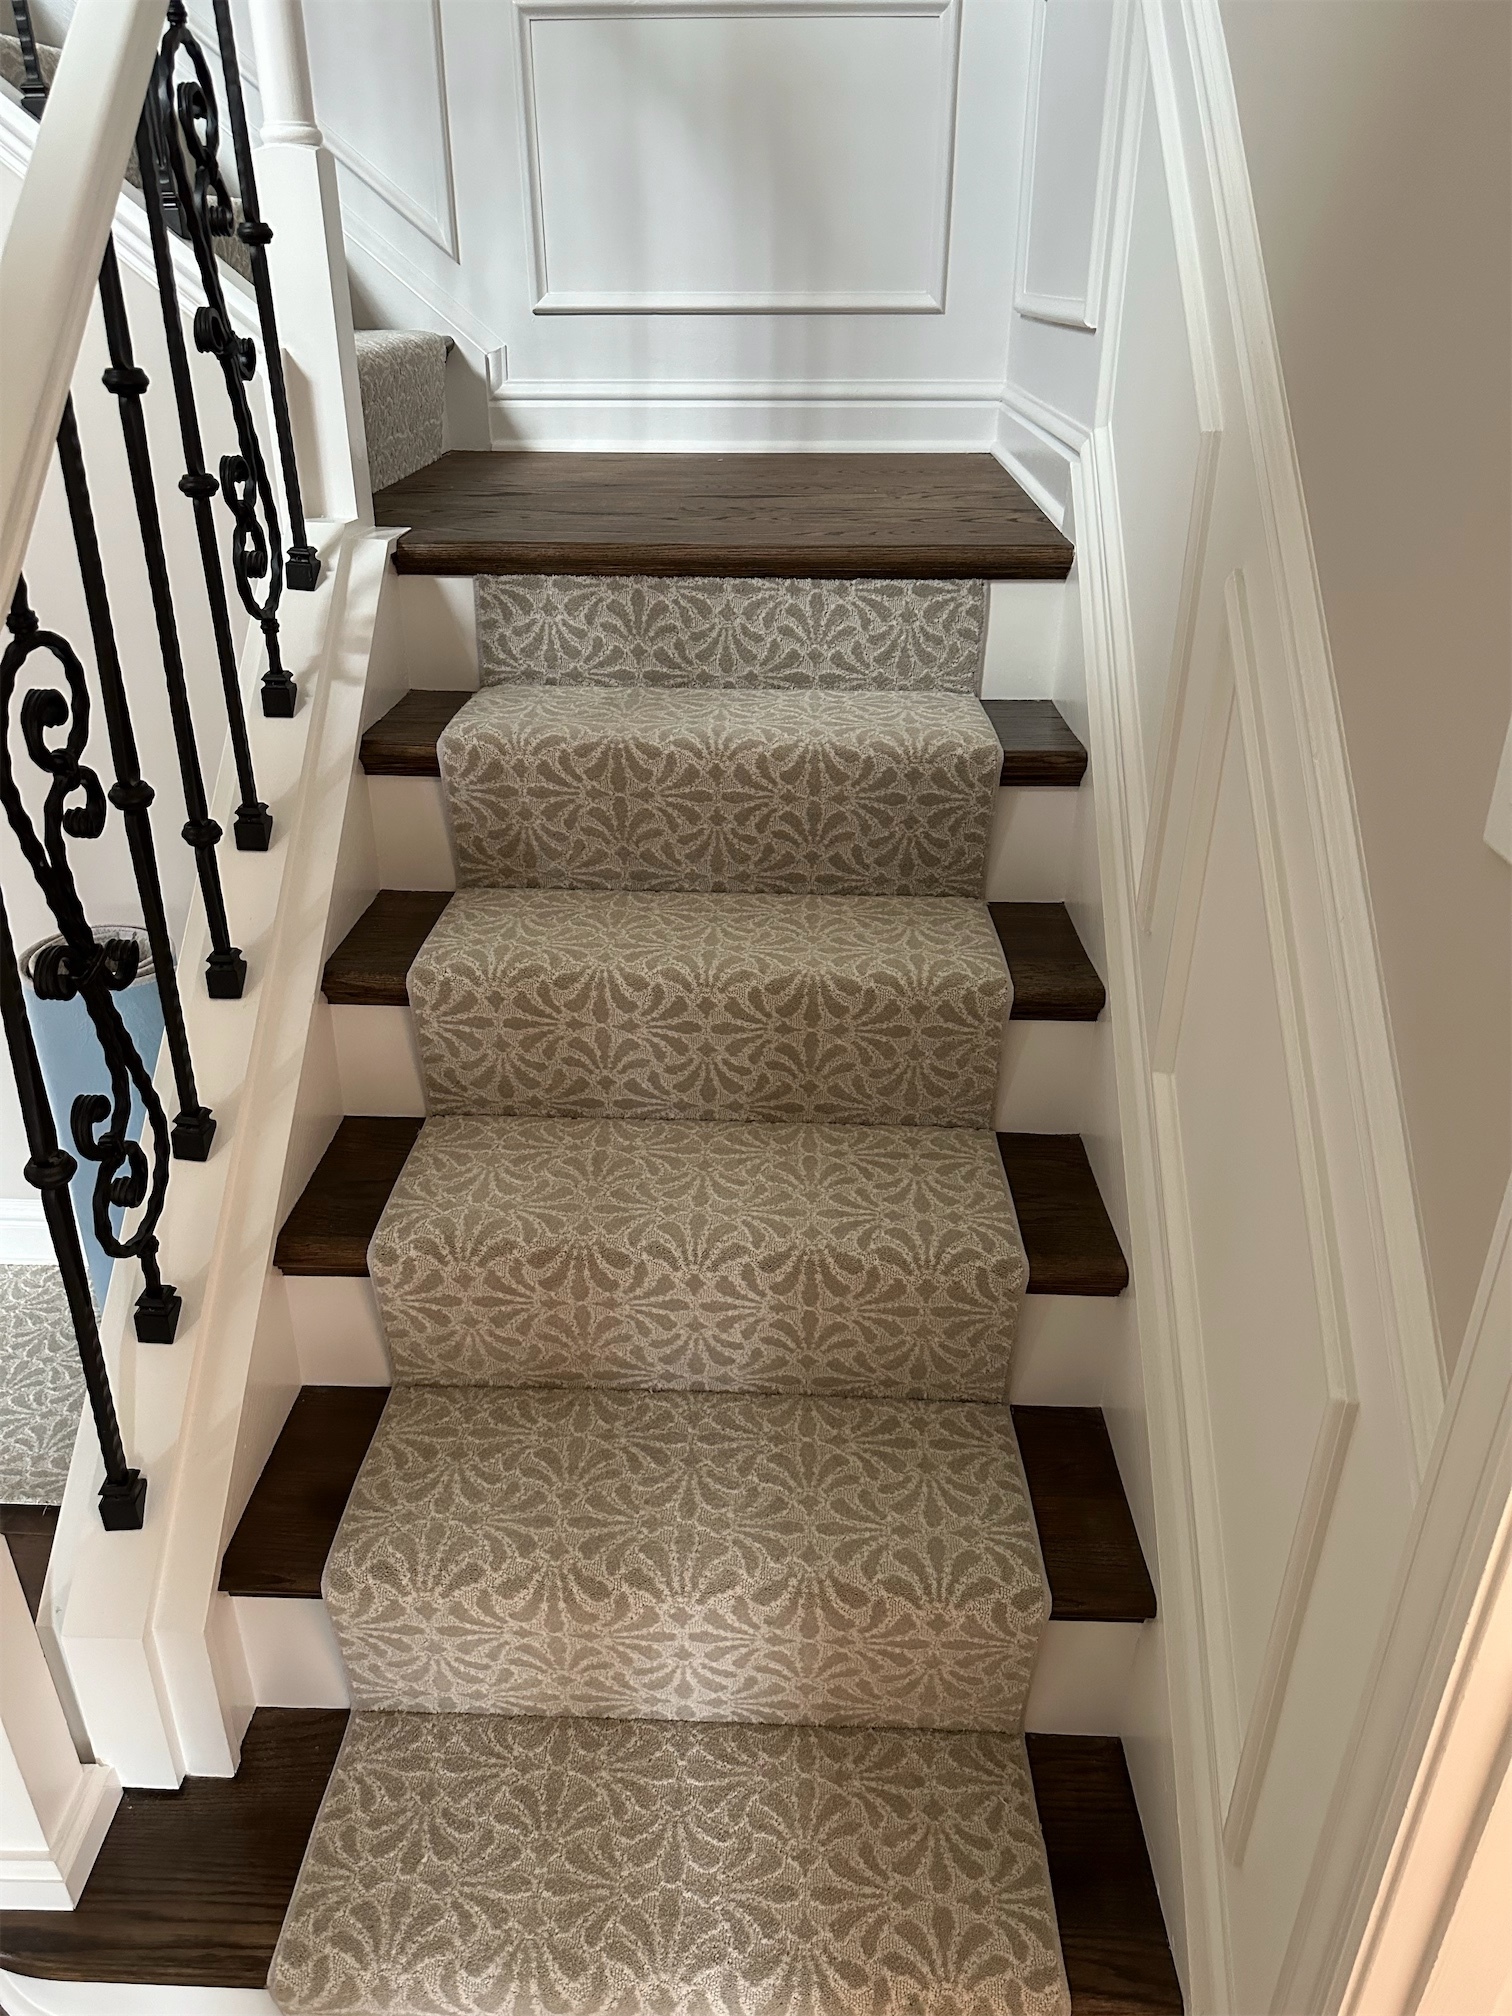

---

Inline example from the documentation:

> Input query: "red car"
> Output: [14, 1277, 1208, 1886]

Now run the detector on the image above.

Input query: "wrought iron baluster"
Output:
[134, 101, 273, 856]
[209, 0, 320, 593]
[151, 6, 298, 718]
[53, 401, 215, 1169]
[7, 0, 49, 121]
[95, 245, 248, 1001]
[2, 579, 183, 1347]
[0, 891, 147, 1529]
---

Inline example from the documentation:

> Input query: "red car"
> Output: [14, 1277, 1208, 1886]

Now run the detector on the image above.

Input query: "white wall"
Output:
[997, 1, 1507, 2007]
[223, 0, 1038, 448]
[1217, 0, 1512, 1380]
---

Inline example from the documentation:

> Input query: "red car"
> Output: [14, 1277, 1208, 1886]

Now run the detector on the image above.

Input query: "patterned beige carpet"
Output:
[270, 575, 1069, 2015]
[0, 1263, 82, 1504]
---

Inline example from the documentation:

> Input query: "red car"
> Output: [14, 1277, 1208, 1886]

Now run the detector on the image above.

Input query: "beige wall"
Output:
[1220, 0, 1512, 1374]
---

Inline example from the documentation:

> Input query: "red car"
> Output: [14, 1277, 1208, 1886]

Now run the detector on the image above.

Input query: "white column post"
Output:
[0, 1547, 119, 1909]
[244, 0, 373, 524]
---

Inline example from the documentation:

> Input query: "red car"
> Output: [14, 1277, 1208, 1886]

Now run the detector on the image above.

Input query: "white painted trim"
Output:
[1181, 0, 1443, 1478]
[489, 379, 1003, 452]
[1280, 1181, 1512, 2014]
[1485, 717, 1512, 866]
[0, 1199, 53, 1265]
[511, 0, 960, 315]
[0, 1973, 278, 2016]
[1012, 0, 1128, 333]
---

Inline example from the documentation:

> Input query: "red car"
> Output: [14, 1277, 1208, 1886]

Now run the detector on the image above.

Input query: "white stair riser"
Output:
[285, 1273, 1117, 1408]
[331, 1000, 1104, 1137]
[235, 1587, 1139, 1737]
[367, 772, 1075, 904]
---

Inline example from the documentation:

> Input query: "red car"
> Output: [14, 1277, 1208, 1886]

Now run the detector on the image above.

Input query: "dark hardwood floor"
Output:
[983, 699, 1088, 785]
[1014, 1409, 1157, 1623]
[1, 1502, 59, 1621]
[0, 1709, 348, 1987]
[1029, 1734, 1185, 2014]
[322, 890, 449, 1006]
[274, 1116, 423, 1274]
[359, 689, 1091, 787]
[220, 1388, 389, 1598]
[373, 452, 1074, 580]
[998, 1133, 1129, 1295]
[992, 902, 1107, 1019]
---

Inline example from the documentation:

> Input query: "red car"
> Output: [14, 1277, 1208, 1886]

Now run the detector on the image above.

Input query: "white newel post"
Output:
[0, 1548, 119, 1909]
[245, 0, 373, 525]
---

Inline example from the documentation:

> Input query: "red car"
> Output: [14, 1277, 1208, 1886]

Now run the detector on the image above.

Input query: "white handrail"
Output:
[0, 0, 164, 615]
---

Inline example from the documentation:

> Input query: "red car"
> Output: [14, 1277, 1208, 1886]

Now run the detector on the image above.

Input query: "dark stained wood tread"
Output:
[219, 1387, 1152, 1621]
[373, 452, 1074, 581]
[992, 902, 1106, 1020]
[0, 1708, 348, 1987]
[322, 889, 450, 1006]
[220, 1388, 389, 1597]
[360, 688, 471, 774]
[1028, 1734, 1184, 2014]
[1013, 1407, 1156, 1623]
[983, 699, 1088, 785]
[998, 1133, 1129, 1296]
[275, 1116, 423, 1275]
[2, 1502, 59, 1622]
[325, 892, 1104, 1018]
[360, 689, 1089, 785]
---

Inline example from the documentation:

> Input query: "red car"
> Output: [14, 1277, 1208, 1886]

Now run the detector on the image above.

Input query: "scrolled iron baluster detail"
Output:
[0, 889, 146, 1530]
[1, 585, 182, 1347]
[148, 8, 298, 717]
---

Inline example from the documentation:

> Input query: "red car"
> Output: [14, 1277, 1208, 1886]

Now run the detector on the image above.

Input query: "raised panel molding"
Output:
[1014, 0, 1126, 331]
[1154, 572, 1359, 1867]
[512, 0, 962, 313]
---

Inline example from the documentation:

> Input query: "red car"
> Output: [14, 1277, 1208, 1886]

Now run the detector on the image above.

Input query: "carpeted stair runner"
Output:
[355, 328, 449, 494]
[440, 687, 1002, 893]
[409, 889, 1009, 1125]
[369, 1116, 1027, 1396]
[271, 572, 1071, 2015]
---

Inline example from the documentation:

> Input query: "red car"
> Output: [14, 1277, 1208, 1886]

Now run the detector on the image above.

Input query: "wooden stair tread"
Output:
[1, 1502, 59, 1622]
[1012, 1408, 1156, 1622]
[325, 893, 1103, 1018]
[220, 1388, 389, 1597]
[0, 1708, 348, 1988]
[274, 1117, 424, 1275]
[360, 690, 1089, 785]
[991, 902, 1106, 1020]
[359, 689, 470, 775]
[322, 890, 450, 1006]
[221, 1386, 1152, 1622]
[982, 699, 1088, 785]
[373, 451, 1073, 581]
[998, 1133, 1129, 1295]
[1028, 1734, 1184, 2014]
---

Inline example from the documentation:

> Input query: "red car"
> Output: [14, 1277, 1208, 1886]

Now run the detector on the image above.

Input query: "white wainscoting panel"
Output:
[1014, 0, 1120, 329]
[515, 0, 962, 313]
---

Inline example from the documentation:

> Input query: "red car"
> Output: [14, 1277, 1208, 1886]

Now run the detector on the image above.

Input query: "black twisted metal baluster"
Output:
[134, 101, 272, 855]
[54, 401, 215, 1167]
[151, 6, 298, 718]
[0, 890, 146, 1528]
[1, 582, 182, 1347]
[96, 248, 249, 999]
[210, 0, 320, 593]
[7, 0, 49, 121]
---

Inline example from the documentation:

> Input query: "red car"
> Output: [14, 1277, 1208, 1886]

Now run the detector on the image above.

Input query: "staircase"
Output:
[1, 453, 1178, 2013]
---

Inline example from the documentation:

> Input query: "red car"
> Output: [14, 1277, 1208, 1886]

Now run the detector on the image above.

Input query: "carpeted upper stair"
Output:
[271, 573, 1069, 2016]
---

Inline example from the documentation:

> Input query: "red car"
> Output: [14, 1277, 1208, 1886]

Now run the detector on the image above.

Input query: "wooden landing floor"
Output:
[373, 451, 1074, 580]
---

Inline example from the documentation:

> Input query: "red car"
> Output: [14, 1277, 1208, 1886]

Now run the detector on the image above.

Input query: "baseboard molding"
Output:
[487, 381, 1004, 453]
[0, 1198, 53, 1265]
